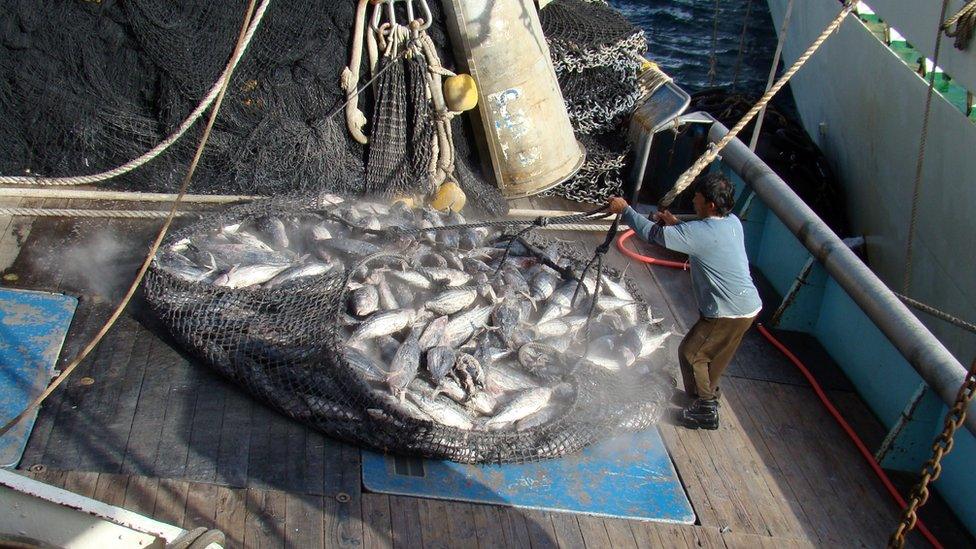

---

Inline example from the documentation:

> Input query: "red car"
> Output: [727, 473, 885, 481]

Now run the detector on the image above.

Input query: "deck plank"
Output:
[100, 320, 153, 473]
[522, 510, 558, 549]
[215, 387, 254, 488]
[62, 470, 99, 498]
[93, 473, 129, 507]
[471, 504, 513, 548]
[183, 481, 220, 532]
[214, 486, 248, 549]
[361, 493, 394, 549]
[122, 475, 159, 516]
[445, 502, 479, 547]
[153, 478, 191, 527]
[499, 507, 534, 549]
[576, 516, 612, 548]
[323, 494, 366, 547]
[184, 372, 228, 483]
[120, 336, 171, 475]
[389, 496, 425, 548]
[284, 492, 324, 549]
[418, 498, 452, 549]
[151, 345, 195, 478]
[549, 512, 585, 549]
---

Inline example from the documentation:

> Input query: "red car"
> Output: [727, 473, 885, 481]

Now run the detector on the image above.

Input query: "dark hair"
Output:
[693, 173, 736, 216]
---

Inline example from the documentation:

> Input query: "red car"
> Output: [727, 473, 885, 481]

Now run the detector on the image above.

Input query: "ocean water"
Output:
[612, 0, 780, 96]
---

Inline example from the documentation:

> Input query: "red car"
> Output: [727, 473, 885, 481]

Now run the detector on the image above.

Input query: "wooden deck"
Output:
[0, 195, 958, 548]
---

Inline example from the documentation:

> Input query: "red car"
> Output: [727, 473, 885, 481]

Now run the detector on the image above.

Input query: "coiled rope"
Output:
[942, 0, 976, 50]
[659, 0, 858, 209]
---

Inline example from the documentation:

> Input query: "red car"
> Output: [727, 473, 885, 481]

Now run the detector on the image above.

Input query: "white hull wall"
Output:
[766, 0, 976, 367]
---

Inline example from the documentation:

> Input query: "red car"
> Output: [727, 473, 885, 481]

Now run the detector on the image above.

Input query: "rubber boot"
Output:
[680, 398, 719, 430]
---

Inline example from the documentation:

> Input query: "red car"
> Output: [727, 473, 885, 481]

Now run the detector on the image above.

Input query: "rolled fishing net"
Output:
[143, 193, 676, 463]
[0, 0, 503, 214]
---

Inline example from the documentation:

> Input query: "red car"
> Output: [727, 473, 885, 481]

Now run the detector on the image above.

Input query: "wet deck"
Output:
[0, 194, 962, 548]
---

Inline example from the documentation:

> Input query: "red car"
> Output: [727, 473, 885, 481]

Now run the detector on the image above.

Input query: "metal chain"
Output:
[903, 0, 952, 294]
[889, 358, 976, 548]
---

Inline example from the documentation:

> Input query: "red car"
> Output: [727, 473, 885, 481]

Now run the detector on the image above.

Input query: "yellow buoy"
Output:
[430, 180, 467, 212]
[443, 74, 479, 112]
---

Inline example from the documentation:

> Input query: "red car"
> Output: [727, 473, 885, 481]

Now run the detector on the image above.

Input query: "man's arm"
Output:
[609, 197, 692, 253]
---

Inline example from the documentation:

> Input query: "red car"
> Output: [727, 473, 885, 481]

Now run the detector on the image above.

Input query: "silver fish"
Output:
[418, 315, 449, 350]
[408, 392, 474, 430]
[418, 267, 471, 287]
[388, 334, 421, 400]
[309, 223, 333, 242]
[213, 263, 290, 289]
[388, 269, 434, 289]
[264, 261, 332, 288]
[372, 392, 430, 422]
[256, 216, 289, 249]
[376, 335, 401, 363]
[465, 391, 497, 415]
[375, 276, 400, 310]
[485, 362, 539, 393]
[426, 346, 457, 383]
[585, 335, 637, 370]
[530, 270, 560, 300]
[443, 305, 494, 348]
[349, 309, 415, 343]
[427, 288, 477, 316]
[534, 319, 571, 338]
[600, 272, 634, 301]
[516, 404, 561, 431]
[322, 238, 381, 257]
[343, 347, 388, 382]
[351, 285, 380, 317]
[485, 387, 553, 429]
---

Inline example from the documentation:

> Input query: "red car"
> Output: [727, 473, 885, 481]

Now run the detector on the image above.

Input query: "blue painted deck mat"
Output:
[362, 427, 695, 523]
[0, 288, 77, 468]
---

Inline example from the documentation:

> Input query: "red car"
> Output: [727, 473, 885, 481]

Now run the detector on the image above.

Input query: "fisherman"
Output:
[608, 174, 761, 429]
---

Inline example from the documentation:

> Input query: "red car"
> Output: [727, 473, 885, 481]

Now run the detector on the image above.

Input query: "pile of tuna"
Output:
[146, 194, 676, 463]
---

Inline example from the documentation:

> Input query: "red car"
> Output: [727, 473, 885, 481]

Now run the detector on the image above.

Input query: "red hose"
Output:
[616, 229, 690, 270]
[756, 324, 942, 548]
[618, 226, 943, 546]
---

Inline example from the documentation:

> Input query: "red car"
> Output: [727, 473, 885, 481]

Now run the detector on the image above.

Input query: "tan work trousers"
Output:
[678, 314, 756, 400]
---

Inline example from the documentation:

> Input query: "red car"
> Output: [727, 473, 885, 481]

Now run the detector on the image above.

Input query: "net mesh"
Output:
[143, 193, 676, 463]
[0, 0, 502, 211]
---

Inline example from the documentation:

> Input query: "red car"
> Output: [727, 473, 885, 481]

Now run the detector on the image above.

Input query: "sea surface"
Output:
[612, 0, 780, 96]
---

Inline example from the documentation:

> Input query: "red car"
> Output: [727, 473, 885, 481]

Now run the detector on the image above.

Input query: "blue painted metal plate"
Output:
[362, 428, 695, 523]
[0, 288, 78, 468]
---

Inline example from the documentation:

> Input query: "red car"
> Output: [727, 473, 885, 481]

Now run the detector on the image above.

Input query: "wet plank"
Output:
[522, 510, 558, 549]
[151, 345, 195, 478]
[471, 504, 513, 548]
[550, 512, 585, 549]
[184, 372, 228, 483]
[418, 498, 452, 548]
[93, 472, 129, 507]
[153, 478, 191, 527]
[62, 470, 99, 498]
[215, 387, 254, 488]
[284, 493, 324, 549]
[122, 337, 177, 476]
[100, 321, 153, 473]
[361, 493, 393, 549]
[214, 486, 248, 549]
[183, 481, 219, 531]
[388, 496, 424, 548]
[603, 518, 639, 548]
[576, 515, 612, 548]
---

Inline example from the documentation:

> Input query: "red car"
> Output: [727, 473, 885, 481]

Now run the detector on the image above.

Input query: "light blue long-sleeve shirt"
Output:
[622, 206, 762, 318]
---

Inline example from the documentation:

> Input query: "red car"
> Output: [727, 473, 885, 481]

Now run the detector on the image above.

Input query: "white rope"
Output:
[0, 0, 272, 187]
[661, 0, 857, 208]
[0, 187, 257, 203]
[749, 0, 794, 151]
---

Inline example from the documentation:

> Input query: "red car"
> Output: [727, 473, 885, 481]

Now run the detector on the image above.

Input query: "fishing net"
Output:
[143, 193, 676, 463]
[538, 0, 648, 202]
[0, 0, 503, 213]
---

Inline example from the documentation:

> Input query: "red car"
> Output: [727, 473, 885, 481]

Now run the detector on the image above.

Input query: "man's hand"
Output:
[652, 209, 680, 226]
[608, 196, 629, 214]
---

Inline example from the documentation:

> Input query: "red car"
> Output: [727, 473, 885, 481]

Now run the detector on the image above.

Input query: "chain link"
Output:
[889, 358, 976, 548]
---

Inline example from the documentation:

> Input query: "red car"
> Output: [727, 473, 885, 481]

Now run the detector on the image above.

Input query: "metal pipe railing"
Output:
[706, 117, 976, 436]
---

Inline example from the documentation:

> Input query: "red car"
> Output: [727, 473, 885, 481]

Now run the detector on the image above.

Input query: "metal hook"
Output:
[369, 0, 432, 34]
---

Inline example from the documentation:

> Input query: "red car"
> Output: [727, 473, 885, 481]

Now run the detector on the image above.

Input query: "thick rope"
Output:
[942, 0, 976, 50]
[749, 0, 794, 152]
[902, 0, 951, 294]
[0, 1, 271, 187]
[0, 0, 264, 438]
[660, 0, 858, 208]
